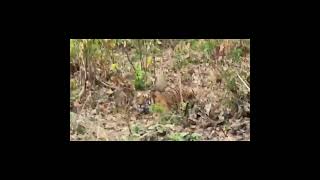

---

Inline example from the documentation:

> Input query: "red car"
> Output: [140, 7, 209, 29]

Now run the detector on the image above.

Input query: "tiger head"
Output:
[134, 91, 152, 114]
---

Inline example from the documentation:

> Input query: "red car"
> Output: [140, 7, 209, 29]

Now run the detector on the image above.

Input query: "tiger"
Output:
[134, 86, 196, 114]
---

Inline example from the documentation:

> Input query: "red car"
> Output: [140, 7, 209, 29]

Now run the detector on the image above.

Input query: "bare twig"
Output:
[95, 77, 117, 89]
[236, 72, 250, 91]
[126, 117, 132, 135]
[138, 40, 143, 62]
[96, 122, 100, 140]
[153, 56, 156, 85]
[178, 72, 183, 105]
[80, 91, 91, 113]
[124, 49, 136, 72]
[221, 126, 228, 137]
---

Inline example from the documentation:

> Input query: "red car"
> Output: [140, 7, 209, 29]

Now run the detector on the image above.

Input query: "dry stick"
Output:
[145, 43, 150, 83]
[96, 122, 100, 140]
[126, 116, 132, 135]
[236, 72, 250, 91]
[138, 40, 143, 66]
[80, 91, 91, 113]
[179, 72, 183, 105]
[96, 76, 134, 93]
[79, 55, 87, 100]
[221, 126, 228, 138]
[94, 76, 117, 89]
[111, 48, 115, 64]
[125, 104, 132, 135]
[153, 56, 156, 86]
[124, 49, 136, 72]
[82, 51, 88, 100]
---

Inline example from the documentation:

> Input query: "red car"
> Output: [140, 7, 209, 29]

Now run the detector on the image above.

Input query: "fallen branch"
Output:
[125, 114, 132, 135]
[95, 77, 118, 89]
[80, 91, 91, 113]
[236, 72, 250, 91]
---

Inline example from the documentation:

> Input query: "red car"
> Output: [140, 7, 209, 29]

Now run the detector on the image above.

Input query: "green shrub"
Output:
[230, 48, 243, 63]
[167, 132, 202, 141]
[202, 40, 217, 57]
[159, 113, 183, 125]
[134, 63, 146, 90]
[150, 103, 166, 113]
[185, 133, 202, 141]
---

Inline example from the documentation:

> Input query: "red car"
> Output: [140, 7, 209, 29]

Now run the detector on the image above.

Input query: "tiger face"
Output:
[134, 91, 152, 114]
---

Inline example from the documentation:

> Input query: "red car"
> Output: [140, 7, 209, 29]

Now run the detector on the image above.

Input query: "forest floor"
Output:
[70, 40, 250, 141]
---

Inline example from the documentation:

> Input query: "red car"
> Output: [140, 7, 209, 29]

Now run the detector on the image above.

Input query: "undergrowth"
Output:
[70, 39, 250, 141]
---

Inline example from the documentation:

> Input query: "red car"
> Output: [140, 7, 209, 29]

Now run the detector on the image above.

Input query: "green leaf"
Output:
[150, 103, 166, 113]
[110, 63, 119, 71]
[147, 56, 153, 66]
[134, 63, 146, 90]
[189, 133, 202, 141]
[230, 48, 243, 62]
[168, 132, 189, 141]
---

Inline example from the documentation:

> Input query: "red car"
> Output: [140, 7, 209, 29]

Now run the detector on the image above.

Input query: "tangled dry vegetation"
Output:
[70, 39, 250, 141]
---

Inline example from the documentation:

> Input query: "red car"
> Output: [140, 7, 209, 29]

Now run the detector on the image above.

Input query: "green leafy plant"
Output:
[185, 133, 202, 141]
[167, 132, 202, 141]
[131, 124, 146, 135]
[174, 53, 191, 70]
[227, 77, 237, 93]
[147, 123, 172, 137]
[179, 102, 188, 111]
[154, 125, 166, 135]
[230, 48, 243, 63]
[110, 63, 119, 72]
[167, 132, 188, 141]
[134, 63, 146, 90]
[222, 70, 238, 94]
[70, 78, 77, 90]
[202, 40, 216, 57]
[149, 103, 166, 114]
[70, 39, 81, 63]
[76, 124, 86, 135]
[70, 40, 76, 59]
[190, 39, 199, 50]
[159, 113, 183, 125]
[70, 88, 80, 103]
